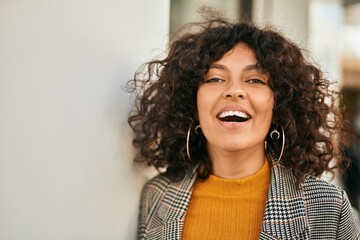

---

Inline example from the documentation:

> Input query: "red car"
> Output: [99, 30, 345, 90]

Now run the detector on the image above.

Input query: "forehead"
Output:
[209, 43, 267, 74]
[211, 43, 257, 66]
[224, 43, 255, 56]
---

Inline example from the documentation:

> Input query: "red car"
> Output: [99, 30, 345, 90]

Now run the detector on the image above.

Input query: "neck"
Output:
[208, 145, 266, 179]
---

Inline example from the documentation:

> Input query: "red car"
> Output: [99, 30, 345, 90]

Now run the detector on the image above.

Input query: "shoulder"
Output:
[139, 168, 198, 212]
[301, 174, 349, 221]
[301, 174, 360, 238]
[138, 173, 173, 231]
[302, 175, 344, 200]
[275, 166, 347, 211]
[140, 173, 173, 204]
[138, 171, 196, 224]
[276, 165, 344, 200]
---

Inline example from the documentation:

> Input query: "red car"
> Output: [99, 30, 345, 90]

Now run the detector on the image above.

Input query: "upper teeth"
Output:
[219, 111, 250, 118]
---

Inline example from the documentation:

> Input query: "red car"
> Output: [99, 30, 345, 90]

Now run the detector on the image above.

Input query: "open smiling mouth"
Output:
[217, 111, 251, 122]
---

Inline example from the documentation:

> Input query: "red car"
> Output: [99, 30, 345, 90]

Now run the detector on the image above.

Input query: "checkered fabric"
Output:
[138, 155, 360, 239]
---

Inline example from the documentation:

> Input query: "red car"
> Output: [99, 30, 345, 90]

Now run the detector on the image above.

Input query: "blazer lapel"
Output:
[260, 163, 309, 239]
[149, 169, 198, 240]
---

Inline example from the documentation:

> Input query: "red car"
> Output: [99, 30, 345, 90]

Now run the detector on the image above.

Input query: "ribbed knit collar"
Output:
[196, 160, 271, 196]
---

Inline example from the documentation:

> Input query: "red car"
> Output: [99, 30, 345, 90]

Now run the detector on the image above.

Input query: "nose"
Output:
[223, 81, 246, 99]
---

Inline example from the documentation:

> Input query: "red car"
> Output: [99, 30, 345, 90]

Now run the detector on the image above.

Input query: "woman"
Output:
[128, 16, 360, 239]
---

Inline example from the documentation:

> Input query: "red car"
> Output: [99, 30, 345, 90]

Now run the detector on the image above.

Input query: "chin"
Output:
[219, 142, 249, 152]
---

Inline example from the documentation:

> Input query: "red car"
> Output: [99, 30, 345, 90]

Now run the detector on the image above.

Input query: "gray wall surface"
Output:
[0, 1, 169, 239]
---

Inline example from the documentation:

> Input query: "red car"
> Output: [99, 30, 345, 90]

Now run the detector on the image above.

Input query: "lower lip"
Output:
[216, 118, 250, 129]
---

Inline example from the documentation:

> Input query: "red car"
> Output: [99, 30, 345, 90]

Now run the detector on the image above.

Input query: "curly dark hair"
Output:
[127, 16, 349, 183]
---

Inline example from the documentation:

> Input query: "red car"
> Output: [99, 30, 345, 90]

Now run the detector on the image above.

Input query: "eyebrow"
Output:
[243, 64, 266, 73]
[209, 63, 228, 71]
[209, 63, 267, 74]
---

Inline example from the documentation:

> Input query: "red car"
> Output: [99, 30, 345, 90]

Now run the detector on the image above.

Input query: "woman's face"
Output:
[197, 43, 274, 156]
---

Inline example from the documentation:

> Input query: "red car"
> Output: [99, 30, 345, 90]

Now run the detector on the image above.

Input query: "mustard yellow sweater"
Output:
[181, 160, 270, 240]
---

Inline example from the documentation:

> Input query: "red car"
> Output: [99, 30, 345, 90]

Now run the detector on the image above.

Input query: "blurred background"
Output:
[0, 0, 359, 239]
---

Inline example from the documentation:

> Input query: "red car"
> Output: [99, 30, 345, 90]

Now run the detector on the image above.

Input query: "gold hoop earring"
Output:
[186, 123, 192, 161]
[272, 125, 285, 165]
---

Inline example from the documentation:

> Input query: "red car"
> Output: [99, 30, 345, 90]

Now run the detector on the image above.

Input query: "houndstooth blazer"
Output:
[138, 152, 360, 239]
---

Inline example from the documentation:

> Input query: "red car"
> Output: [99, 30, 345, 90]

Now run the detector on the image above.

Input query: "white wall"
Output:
[0, 1, 169, 239]
[252, 0, 310, 48]
[309, 0, 343, 83]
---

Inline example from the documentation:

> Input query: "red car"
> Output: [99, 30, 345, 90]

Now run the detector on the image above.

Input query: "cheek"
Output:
[265, 98, 275, 125]
[255, 92, 274, 120]
[264, 95, 274, 112]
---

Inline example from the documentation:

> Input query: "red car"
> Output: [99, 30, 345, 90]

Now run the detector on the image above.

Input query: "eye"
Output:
[247, 78, 266, 84]
[204, 78, 225, 83]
